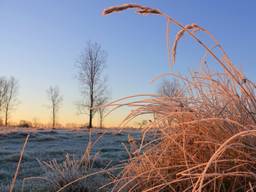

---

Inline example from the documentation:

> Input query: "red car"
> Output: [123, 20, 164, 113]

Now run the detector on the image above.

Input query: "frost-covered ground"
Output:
[0, 127, 141, 191]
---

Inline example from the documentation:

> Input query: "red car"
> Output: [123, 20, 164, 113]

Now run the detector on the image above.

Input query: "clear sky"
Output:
[0, 0, 255, 127]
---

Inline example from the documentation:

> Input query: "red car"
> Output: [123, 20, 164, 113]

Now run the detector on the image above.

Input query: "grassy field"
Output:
[0, 127, 141, 191]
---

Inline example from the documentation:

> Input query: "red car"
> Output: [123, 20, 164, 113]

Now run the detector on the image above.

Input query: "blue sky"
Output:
[0, 0, 255, 126]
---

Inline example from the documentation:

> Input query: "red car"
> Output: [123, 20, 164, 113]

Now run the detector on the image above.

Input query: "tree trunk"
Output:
[100, 119, 103, 128]
[5, 105, 8, 127]
[99, 111, 103, 128]
[88, 90, 94, 128]
[52, 107, 55, 128]
[88, 108, 93, 128]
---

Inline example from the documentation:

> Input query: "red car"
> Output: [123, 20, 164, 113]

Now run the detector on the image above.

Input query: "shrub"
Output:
[18, 120, 32, 128]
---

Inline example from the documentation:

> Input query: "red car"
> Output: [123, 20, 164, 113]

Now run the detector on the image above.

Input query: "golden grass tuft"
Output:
[103, 3, 256, 192]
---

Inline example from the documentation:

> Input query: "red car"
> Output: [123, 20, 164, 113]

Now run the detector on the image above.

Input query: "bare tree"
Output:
[156, 79, 184, 122]
[0, 77, 8, 112]
[158, 79, 183, 98]
[3, 77, 19, 126]
[47, 86, 63, 128]
[0, 77, 8, 124]
[96, 92, 109, 128]
[77, 41, 107, 128]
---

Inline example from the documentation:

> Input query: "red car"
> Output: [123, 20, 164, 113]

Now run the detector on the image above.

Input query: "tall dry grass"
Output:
[101, 3, 256, 192]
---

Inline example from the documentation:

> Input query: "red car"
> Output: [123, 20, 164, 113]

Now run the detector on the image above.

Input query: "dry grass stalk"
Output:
[102, 3, 256, 192]
[103, 3, 256, 104]
[102, 4, 161, 16]
[9, 134, 30, 192]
